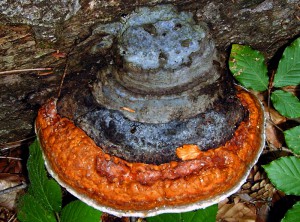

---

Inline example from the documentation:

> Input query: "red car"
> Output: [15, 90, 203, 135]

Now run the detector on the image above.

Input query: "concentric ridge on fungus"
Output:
[35, 5, 265, 217]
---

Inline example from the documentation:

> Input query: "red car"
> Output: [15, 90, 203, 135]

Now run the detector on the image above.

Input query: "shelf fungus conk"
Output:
[35, 5, 265, 217]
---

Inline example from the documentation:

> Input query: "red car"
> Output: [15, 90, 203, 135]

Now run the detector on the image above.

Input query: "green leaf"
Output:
[27, 139, 62, 212]
[263, 156, 300, 195]
[147, 204, 218, 222]
[229, 44, 268, 91]
[60, 200, 102, 222]
[17, 193, 57, 222]
[282, 201, 300, 222]
[274, 38, 300, 87]
[271, 90, 300, 118]
[284, 126, 300, 155]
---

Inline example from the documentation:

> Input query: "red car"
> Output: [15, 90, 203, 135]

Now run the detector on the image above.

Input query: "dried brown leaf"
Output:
[217, 201, 256, 222]
[0, 180, 19, 210]
[266, 107, 286, 125]
[265, 122, 282, 149]
[281, 85, 299, 95]
[255, 202, 270, 222]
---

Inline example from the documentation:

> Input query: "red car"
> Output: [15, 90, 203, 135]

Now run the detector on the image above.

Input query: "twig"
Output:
[56, 212, 61, 222]
[280, 146, 300, 158]
[8, 214, 17, 222]
[56, 43, 77, 98]
[56, 47, 75, 98]
[266, 118, 284, 132]
[0, 136, 35, 150]
[8, 214, 16, 222]
[37, 71, 54, 76]
[57, 62, 69, 98]
[0, 182, 27, 195]
[0, 68, 52, 76]
[267, 70, 275, 120]
[0, 156, 22, 160]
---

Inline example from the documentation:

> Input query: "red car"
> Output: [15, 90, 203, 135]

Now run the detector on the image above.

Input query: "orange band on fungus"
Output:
[35, 86, 264, 217]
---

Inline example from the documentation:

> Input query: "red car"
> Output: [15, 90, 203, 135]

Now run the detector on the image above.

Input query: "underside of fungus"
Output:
[35, 5, 265, 217]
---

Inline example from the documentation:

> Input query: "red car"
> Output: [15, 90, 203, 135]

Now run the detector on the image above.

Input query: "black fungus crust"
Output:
[57, 76, 245, 164]
[78, 99, 244, 164]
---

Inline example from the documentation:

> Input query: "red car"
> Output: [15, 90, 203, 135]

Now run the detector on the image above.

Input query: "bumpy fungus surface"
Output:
[36, 87, 264, 217]
[36, 5, 265, 217]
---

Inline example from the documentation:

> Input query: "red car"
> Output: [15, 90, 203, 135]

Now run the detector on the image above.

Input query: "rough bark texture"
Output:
[0, 0, 299, 144]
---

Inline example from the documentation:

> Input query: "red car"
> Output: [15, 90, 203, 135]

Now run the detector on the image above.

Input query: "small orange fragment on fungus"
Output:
[35, 86, 265, 217]
[176, 144, 202, 161]
[120, 106, 136, 113]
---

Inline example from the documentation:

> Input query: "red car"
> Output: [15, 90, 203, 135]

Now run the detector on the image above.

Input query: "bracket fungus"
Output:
[35, 5, 265, 218]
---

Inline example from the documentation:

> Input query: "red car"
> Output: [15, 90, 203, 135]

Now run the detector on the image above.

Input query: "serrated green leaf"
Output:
[147, 204, 218, 222]
[229, 44, 268, 91]
[60, 200, 102, 222]
[27, 139, 62, 212]
[17, 193, 57, 222]
[271, 90, 300, 118]
[284, 126, 300, 155]
[274, 38, 300, 87]
[263, 156, 300, 195]
[282, 201, 300, 222]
